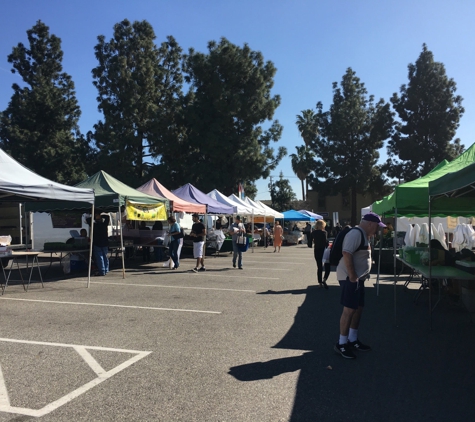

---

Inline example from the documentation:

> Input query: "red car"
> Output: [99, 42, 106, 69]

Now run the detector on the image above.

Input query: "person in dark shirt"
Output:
[191, 213, 206, 272]
[152, 220, 163, 230]
[139, 221, 151, 263]
[86, 211, 110, 276]
[312, 219, 329, 289]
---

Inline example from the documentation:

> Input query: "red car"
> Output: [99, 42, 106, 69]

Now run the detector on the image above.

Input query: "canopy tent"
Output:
[137, 179, 205, 214]
[0, 148, 95, 287]
[282, 210, 316, 221]
[372, 142, 475, 217]
[228, 194, 265, 216]
[208, 190, 254, 214]
[298, 209, 323, 220]
[256, 200, 284, 219]
[172, 183, 234, 215]
[0, 149, 94, 204]
[27, 170, 168, 213]
[428, 162, 475, 217]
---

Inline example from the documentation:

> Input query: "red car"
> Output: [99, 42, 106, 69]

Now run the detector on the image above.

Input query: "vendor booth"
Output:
[0, 149, 95, 290]
[27, 171, 168, 281]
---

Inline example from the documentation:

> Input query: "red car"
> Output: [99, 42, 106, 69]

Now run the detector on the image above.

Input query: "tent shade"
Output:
[137, 179, 205, 214]
[372, 143, 475, 217]
[298, 209, 323, 219]
[282, 210, 316, 221]
[228, 194, 265, 216]
[428, 163, 475, 217]
[27, 171, 167, 212]
[0, 149, 94, 204]
[208, 190, 254, 214]
[172, 183, 234, 214]
[256, 200, 284, 219]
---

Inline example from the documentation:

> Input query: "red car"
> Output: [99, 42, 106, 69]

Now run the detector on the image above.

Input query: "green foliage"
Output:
[0, 21, 88, 184]
[385, 44, 465, 181]
[156, 38, 286, 194]
[296, 109, 318, 147]
[311, 68, 393, 224]
[243, 181, 257, 200]
[89, 19, 184, 186]
[290, 145, 315, 201]
[269, 172, 297, 211]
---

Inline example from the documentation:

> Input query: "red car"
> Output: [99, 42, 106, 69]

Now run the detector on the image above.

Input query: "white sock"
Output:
[339, 335, 348, 345]
[348, 328, 358, 342]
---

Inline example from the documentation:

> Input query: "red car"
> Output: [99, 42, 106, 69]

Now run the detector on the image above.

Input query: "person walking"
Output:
[191, 213, 206, 272]
[273, 220, 283, 253]
[334, 212, 385, 359]
[312, 219, 329, 289]
[304, 222, 313, 248]
[167, 216, 181, 270]
[229, 215, 245, 269]
[86, 210, 110, 276]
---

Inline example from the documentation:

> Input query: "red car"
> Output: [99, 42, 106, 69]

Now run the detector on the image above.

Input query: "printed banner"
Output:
[126, 201, 167, 221]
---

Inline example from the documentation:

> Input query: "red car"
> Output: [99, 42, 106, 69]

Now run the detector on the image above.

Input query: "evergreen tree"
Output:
[385, 44, 464, 181]
[312, 68, 393, 225]
[290, 145, 315, 201]
[269, 172, 297, 211]
[90, 19, 184, 186]
[157, 38, 286, 193]
[0, 21, 88, 184]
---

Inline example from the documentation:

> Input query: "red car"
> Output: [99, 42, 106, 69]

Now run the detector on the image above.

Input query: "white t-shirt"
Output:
[336, 227, 371, 281]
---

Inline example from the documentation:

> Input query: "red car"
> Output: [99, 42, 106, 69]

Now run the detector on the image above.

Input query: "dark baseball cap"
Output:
[192, 213, 199, 218]
[362, 212, 386, 227]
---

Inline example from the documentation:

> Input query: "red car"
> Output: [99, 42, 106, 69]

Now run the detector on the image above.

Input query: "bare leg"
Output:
[350, 306, 364, 330]
[339, 306, 357, 336]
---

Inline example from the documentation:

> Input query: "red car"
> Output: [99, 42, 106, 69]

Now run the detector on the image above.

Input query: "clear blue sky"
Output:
[1, 0, 474, 200]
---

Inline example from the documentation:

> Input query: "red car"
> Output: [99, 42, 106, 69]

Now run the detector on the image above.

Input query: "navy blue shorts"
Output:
[339, 278, 365, 309]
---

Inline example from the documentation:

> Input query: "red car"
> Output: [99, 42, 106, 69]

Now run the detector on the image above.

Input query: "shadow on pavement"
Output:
[230, 283, 475, 421]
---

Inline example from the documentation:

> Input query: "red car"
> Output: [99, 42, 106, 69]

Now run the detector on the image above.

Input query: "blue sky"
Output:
[1, 0, 474, 200]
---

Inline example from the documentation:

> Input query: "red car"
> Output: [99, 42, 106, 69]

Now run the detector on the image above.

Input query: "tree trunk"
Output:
[301, 178, 305, 202]
[351, 185, 357, 226]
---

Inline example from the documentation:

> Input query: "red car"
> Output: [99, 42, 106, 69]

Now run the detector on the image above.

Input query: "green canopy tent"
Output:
[370, 143, 475, 322]
[27, 171, 169, 281]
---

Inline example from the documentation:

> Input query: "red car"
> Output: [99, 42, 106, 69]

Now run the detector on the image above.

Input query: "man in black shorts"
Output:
[334, 212, 386, 359]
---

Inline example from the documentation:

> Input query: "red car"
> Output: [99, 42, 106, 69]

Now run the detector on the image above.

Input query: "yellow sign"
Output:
[447, 216, 457, 230]
[126, 201, 167, 221]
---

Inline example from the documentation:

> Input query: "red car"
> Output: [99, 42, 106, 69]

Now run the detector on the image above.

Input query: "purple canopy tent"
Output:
[172, 184, 234, 215]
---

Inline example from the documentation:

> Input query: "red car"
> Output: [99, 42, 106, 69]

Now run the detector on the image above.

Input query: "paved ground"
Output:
[0, 245, 474, 421]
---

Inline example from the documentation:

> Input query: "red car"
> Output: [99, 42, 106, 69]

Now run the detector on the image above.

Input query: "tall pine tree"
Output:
[157, 38, 286, 193]
[312, 68, 393, 225]
[90, 19, 184, 186]
[0, 21, 88, 184]
[385, 44, 464, 181]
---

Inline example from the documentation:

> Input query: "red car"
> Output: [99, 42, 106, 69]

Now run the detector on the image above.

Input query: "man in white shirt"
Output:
[334, 212, 386, 359]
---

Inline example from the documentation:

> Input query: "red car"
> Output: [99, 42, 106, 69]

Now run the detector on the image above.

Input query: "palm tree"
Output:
[296, 109, 318, 147]
[290, 145, 315, 201]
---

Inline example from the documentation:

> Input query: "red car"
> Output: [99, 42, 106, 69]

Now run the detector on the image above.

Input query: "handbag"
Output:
[174, 230, 184, 240]
[237, 232, 246, 245]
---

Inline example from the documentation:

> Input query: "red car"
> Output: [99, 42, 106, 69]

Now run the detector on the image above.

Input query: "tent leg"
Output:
[118, 205, 126, 279]
[251, 211, 254, 253]
[376, 219, 383, 296]
[87, 204, 95, 288]
[393, 209, 398, 326]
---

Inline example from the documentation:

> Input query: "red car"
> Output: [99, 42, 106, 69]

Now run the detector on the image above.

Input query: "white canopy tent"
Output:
[0, 149, 95, 286]
[208, 190, 254, 214]
[255, 200, 284, 219]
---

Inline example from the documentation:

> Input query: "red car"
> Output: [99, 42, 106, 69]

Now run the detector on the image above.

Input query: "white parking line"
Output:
[196, 274, 280, 280]
[0, 297, 221, 314]
[0, 337, 152, 418]
[65, 279, 256, 293]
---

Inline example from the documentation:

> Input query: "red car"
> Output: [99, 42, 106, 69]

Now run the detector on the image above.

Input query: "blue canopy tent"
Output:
[298, 209, 323, 219]
[282, 210, 316, 221]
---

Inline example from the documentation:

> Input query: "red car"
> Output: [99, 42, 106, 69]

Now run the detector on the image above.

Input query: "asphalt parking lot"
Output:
[0, 245, 474, 421]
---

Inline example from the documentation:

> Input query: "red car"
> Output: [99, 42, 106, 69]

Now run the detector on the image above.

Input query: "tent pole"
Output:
[393, 208, 398, 326]
[251, 210, 254, 253]
[29, 212, 34, 250]
[376, 213, 383, 296]
[87, 203, 95, 288]
[118, 204, 126, 279]
[203, 211, 207, 261]
[429, 197, 432, 330]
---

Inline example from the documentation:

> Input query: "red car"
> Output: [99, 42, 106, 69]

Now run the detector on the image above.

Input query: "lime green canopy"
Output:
[27, 171, 168, 212]
[428, 162, 475, 217]
[372, 143, 475, 217]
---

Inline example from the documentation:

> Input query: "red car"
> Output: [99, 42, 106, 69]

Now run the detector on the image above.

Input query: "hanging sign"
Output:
[126, 201, 167, 221]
